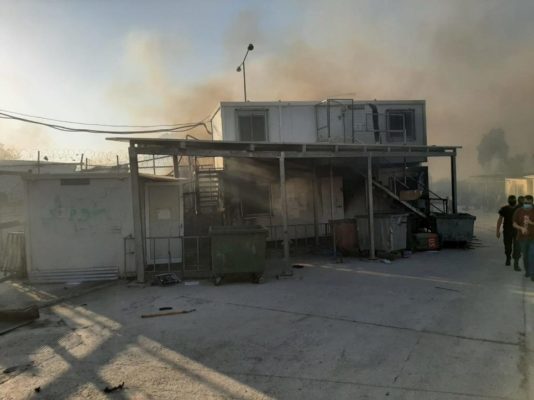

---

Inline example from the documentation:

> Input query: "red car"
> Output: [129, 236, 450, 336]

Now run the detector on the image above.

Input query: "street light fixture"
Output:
[236, 43, 254, 101]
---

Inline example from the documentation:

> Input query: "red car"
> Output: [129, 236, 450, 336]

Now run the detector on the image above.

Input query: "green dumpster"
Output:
[209, 225, 268, 285]
[431, 213, 476, 244]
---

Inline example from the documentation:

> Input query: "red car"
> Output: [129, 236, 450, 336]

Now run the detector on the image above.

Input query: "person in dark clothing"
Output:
[497, 195, 521, 270]
[513, 195, 534, 279]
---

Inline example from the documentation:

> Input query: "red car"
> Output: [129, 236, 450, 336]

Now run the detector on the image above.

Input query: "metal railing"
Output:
[124, 235, 211, 276]
[265, 223, 332, 254]
[315, 100, 415, 145]
[392, 176, 449, 214]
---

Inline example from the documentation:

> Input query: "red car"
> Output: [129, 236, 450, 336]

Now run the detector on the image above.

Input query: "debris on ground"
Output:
[381, 259, 392, 264]
[0, 305, 40, 322]
[292, 264, 305, 269]
[34, 387, 41, 393]
[435, 286, 461, 293]
[153, 273, 181, 286]
[141, 309, 196, 319]
[0, 319, 35, 335]
[158, 307, 173, 311]
[103, 382, 124, 393]
[3, 362, 34, 374]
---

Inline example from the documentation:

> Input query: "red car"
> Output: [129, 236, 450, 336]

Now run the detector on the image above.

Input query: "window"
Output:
[241, 182, 271, 215]
[237, 109, 268, 141]
[386, 109, 416, 142]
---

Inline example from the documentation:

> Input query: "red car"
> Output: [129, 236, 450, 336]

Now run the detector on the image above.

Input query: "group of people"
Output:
[497, 195, 534, 277]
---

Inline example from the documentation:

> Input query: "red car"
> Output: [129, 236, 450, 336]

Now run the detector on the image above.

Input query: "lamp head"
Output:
[248, 43, 254, 51]
[236, 66, 241, 72]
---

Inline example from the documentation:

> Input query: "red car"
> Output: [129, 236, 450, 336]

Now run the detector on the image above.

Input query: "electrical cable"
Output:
[0, 111, 211, 135]
[0, 108, 203, 128]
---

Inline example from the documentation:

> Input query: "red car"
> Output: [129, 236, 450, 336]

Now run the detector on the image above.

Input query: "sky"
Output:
[1, 0, 533, 177]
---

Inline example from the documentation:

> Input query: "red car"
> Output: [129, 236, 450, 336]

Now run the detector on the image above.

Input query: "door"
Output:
[145, 183, 183, 264]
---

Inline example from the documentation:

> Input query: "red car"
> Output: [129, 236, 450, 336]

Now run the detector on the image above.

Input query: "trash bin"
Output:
[355, 213, 409, 253]
[209, 225, 268, 285]
[330, 219, 358, 255]
[431, 213, 476, 244]
[414, 232, 440, 250]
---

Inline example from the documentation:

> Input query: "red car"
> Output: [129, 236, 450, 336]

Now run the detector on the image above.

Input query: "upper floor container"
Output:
[212, 99, 427, 146]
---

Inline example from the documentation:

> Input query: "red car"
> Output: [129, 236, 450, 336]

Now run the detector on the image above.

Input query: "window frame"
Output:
[235, 108, 269, 142]
[386, 109, 416, 142]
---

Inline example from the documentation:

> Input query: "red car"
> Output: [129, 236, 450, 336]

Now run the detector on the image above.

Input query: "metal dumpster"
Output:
[431, 213, 476, 244]
[355, 213, 409, 253]
[209, 225, 268, 285]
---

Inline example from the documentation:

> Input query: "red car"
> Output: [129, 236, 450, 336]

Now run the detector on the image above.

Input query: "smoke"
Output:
[0, 121, 52, 159]
[106, 1, 534, 178]
[477, 128, 533, 176]
[477, 128, 509, 168]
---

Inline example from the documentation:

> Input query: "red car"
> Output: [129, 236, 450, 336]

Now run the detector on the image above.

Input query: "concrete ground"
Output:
[1, 211, 533, 399]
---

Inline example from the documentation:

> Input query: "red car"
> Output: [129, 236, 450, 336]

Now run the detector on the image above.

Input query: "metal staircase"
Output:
[369, 177, 427, 218]
[356, 169, 448, 219]
[196, 166, 222, 214]
[390, 176, 448, 214]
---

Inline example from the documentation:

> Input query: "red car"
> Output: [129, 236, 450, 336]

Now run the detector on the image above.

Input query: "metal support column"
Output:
[129, 147, 145, 283]
[172, 155, 180, 178]
[451, 151, 458, 214]
[312, 162, 319, 246]
[329, 161, 336, 259]
[279, 152, 291, 275]
[367, 155, 376, 260]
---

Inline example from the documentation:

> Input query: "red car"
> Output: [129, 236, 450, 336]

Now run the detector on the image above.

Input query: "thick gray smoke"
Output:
[477, 128, 533, 176]
[108, 1, 534, 179]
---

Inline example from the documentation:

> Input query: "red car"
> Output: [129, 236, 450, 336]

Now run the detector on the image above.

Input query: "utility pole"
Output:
[236, 44, 254, 101]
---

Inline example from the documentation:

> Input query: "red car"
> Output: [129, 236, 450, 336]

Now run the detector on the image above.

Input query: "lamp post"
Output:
[236, 43, 254, 101]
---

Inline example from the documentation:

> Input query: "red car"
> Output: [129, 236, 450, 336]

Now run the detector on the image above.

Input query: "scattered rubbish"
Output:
[292, 264, 305, 269]
[127, 281, 148, 288]
[3, 362, 33, 374]
[103, 382, 124, 393]
[34, 387, 41, 393]
[141, 309, 196, 319]
[153, 273, 180, 286]
[0, 320, 36, 336]
[184, 281, 199, 286]
[402, 250, 412, 258]
[158, 307, 173, 311]
[0, 305, 40, 322]
[381, 259, 392, 264]
[435, 286, 461, 293]
[276, 270, 294, 280]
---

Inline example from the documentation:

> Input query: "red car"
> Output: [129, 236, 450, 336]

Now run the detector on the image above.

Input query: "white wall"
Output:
[505, 178, 529, 197]
[25, 176, 134, 279]
[221, 102, 317, 143]
[219, 101, 427, 145]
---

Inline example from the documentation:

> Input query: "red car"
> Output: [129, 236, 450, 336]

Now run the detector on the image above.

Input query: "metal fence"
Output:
[124, 235, 211, 277]
[265, 223, 332, 254]
[124, 224, 333, 276]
